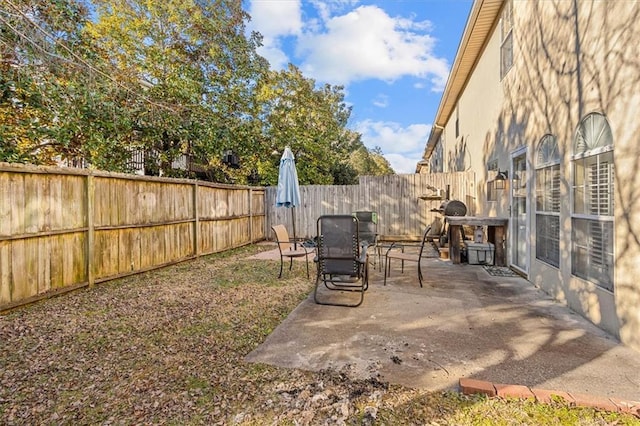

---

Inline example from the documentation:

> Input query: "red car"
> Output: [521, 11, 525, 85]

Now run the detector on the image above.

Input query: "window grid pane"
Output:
[536, 214, 560, 267]
[536, 164, 561, 268]
[571, 218, 614, 291]
[536, 165, 560, 213]
[501, 32, 513, 78]
[551, 167, 561, 212]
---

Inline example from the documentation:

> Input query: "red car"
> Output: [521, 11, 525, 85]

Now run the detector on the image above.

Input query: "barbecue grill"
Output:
[434, 199, 467, 216]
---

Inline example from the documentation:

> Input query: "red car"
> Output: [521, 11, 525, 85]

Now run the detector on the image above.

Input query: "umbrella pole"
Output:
[292, 208, 297, 249]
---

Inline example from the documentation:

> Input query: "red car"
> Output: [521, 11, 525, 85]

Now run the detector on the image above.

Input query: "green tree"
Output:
[330, 162, 359, 185]
[349, 145, 395, 176]
[86, 0, 269, 179]
[1, 0, 377, 185]
[0, 0, 98, 164]
[255, 64, 358, 185]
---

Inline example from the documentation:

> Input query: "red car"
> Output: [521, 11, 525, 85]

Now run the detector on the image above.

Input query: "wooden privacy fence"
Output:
[0, 162, 265, 311]
[265, 172, 476, 241]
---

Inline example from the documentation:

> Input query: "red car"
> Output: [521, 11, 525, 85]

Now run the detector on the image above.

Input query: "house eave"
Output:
[422, 0, 504, 163]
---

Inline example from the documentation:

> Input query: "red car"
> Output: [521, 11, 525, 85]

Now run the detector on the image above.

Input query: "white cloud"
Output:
[309, 0, 361, 22]
[355, 120, 430, 173]
[256, 37, 290, 70]
[372, 94, 388, 108]
[355, 120, 429, 154]
[249, 1, 302, 38]
[384, 153, 422, 175]
[248, 2, 449, 89]
[248, 0, 302, 69]
[296, 5, 449, 88]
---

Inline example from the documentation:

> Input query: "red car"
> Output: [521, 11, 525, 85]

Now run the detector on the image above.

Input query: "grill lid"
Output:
[439, 200, 467, 216]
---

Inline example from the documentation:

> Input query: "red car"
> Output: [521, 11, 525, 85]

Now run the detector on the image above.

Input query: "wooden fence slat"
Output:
[0, 241, 10, 304]
[0, 173, 10, 237]
[49, 235, 64, 290]
[87, 175, 95, 286]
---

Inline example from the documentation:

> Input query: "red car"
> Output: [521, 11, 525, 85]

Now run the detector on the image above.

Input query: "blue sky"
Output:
[245, 0, 473, 173]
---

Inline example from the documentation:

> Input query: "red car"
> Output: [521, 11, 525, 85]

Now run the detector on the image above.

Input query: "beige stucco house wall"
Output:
[421, 0, 640, 352]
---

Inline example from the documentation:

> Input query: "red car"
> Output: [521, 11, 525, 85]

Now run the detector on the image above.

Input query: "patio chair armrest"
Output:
[292, 237, 318, 249]
[291, 244, 313, 255]
[384, 242, 404, 256]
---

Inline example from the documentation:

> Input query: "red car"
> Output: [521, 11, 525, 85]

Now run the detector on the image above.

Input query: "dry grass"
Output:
[1, 245, 638, 425]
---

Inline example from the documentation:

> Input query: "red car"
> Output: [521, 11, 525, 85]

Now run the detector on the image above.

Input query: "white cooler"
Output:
[465, 242, 495, 265]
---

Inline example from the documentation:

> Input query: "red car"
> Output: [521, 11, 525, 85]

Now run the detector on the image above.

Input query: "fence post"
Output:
[86, 173, 95, 287]
[248, 188, 253, 243]
[193, 181, 200, 257]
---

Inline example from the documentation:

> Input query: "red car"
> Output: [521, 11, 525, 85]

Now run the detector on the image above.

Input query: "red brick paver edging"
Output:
[459, 378, 640, 418]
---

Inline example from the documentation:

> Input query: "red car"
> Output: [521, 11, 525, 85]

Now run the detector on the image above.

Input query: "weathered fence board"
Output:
[265, 172, 476, 240]
[0, 163, 266, 310]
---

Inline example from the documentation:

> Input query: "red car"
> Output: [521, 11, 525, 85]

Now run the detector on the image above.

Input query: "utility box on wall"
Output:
[465, 242, 495, 265]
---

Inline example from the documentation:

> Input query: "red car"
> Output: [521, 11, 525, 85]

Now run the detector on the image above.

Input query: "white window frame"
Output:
[571, 113, 614, 291]
[500, 0, 514, 79]
[535, 135, 560, 268]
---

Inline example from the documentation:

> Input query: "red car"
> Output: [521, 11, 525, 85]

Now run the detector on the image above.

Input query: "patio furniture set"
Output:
[272, 207, 508, 307]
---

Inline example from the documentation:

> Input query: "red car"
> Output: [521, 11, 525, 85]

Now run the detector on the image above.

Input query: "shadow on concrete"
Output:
[246, 254, 640, 402]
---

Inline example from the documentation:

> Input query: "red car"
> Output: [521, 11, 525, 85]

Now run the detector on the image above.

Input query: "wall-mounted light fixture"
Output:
[494, 169, 508, 190]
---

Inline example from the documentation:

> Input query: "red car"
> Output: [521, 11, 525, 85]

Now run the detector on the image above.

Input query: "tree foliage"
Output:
[1, 0, 94, 164]
[254, 65, 362, 185]
[0, 0, 395, 183]
[86, 0, 270, 179]
[349, 145, 395, 177]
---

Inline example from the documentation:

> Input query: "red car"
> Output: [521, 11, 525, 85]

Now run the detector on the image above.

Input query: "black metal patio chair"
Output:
[313, 215, 369, 307]
[383, 224, 436, 288]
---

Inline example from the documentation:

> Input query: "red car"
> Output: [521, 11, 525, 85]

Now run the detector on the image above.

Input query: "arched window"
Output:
[535, 134, 560, 267]
[571, 113, 614, 290]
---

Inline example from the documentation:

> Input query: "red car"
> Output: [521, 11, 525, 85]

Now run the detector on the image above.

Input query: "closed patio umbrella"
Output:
[275, 146, 301, 248]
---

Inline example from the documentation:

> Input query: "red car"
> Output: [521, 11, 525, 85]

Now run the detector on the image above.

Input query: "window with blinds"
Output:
[571, 113, 614, 291]
[571, 219, 614, 290]
[573, 153, 614, 215]
[537, 214, 560, 267]
[535, 135, 560, 267]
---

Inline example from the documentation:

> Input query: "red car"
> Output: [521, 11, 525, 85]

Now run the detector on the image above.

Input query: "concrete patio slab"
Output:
[246, 254, 640, 403]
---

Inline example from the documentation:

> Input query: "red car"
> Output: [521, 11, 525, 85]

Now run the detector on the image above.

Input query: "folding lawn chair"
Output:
[313, 215, 369, 307]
